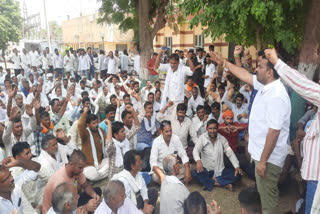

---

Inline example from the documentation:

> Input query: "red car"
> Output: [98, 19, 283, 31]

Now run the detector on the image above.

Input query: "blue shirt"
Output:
[137, 119, 160, 145]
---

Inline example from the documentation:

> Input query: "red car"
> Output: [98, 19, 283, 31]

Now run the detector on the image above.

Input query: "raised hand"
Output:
[9, 106, 21, 121]
[209, 51, 224, 65]
[207, 200, 221, 214]
[234, 45, 242, 56]
[25, 104, 34, 117]
[33, 98, 41, 110]
[1, 156, 19, 168]
[264, 48, 279, 65]
[125, 104, 134, 113]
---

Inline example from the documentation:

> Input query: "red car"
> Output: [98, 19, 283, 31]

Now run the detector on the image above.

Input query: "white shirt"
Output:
[53, 54, 63, 69]
[98, 54, 107, 71]
[158, 63, 193, 103]
[222, 91, 249, 123]
[187, 95, 204, 114]
[134, 55, 140, 73]
[160, 176, 189, 214]
[10, 54, 21, 69]
[156, 112, 198, 148]
[71, 55, 79, 71]
[78, 55, 90, 71]
[150, 134, 189, 172]
[47, 207, 76, 214]
[95, 198, 143, 214]
[204, 63, 216, 87]
[64, 55, 73, 71]
[41, 55, 50, 70]
[107, 57, 117, 74]
[0, 170, 38, 214]
[21, 53, 30, 70]
[193, 133, 239, 176]
[249, 75, 291, 167]
[89, 88, 103, 100]
[192, 115, 209, 137]
[29, 51, 40, 67]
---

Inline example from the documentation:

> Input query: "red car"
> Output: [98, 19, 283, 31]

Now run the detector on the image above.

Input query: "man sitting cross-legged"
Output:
[150, 120, 191, 184]
[112, 150, 157, 214]
[192, 119, 243, 191]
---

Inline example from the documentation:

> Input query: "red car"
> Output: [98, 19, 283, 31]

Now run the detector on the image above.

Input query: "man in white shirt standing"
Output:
[8, 48, 22, 76]
[78, 49, 91, 79]
[53, 49, 64, 77]
[64, 50, 73, 76]
[210, 46, 291, 214]
[106, 51, 117, 75]
[29, 45, 40, 68]
[155, 49, 196, 115]
[203, 55, 216, 91]
[21, 48, 31, 73]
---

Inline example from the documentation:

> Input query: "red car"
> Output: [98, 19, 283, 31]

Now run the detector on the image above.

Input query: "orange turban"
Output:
[222, 110, 234, 120]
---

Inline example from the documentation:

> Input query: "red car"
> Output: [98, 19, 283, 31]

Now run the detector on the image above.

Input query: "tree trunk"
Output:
[138, 0, 152, 82]
[1, 48, 7, 70]
[256, 27, 261, 52]
[298, 0, 320, 79]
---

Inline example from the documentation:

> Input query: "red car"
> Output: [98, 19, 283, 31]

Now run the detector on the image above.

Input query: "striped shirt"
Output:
[275, 59, 320, 181]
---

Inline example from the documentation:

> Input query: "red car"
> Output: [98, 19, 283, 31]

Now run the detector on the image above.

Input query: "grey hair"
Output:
[163, 154, 177, 176]
[41, 134, 56, 150]
[15, 94, 23, 99]
[52, 182, 74, 213]
[104, 180, 124, 203]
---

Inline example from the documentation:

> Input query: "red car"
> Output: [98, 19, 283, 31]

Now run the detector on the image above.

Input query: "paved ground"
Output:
[94, 173, 300, 213]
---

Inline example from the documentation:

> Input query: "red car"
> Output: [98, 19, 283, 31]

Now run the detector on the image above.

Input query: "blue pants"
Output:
[192, 167, 241, 191]
[306, 180, 318, 214]
[81, 70, 89, 78]
[141, 172, 152, 185]
[89, 65, 95, 80]
[137, 140, 153, 151]
[56, 68, 64, 77]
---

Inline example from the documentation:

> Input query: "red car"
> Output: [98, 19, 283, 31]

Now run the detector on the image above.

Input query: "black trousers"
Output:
[78, 187, 102, 213]
[136, 187, 158, 209]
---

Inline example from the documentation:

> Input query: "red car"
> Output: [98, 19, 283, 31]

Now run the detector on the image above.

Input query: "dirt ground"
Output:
[94, 173, 300, 213]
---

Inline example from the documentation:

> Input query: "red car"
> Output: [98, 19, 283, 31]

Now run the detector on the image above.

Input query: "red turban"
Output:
[222, 109, 234, 120]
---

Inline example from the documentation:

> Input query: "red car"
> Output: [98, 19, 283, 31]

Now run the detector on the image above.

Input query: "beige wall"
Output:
[62, 13, 134, 52]
[153, 23, 229, 58]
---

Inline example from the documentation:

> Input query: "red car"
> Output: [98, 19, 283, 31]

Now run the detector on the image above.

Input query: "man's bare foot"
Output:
[224, 184, 233, 191]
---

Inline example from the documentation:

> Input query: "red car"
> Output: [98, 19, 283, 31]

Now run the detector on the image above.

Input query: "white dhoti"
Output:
[83, 158, 109, 181]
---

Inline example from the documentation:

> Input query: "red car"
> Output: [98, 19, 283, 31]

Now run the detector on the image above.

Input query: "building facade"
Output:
[62, 13, 135, 53]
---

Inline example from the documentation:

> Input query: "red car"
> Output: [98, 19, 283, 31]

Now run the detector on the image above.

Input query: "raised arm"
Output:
[265, 48, 320, 107]
[209, 48, 253, 86]
[155, 49, 166, 70]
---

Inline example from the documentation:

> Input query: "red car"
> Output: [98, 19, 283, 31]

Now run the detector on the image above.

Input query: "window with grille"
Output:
[195, 35, 204, 48]
[165, 37, 172, 48]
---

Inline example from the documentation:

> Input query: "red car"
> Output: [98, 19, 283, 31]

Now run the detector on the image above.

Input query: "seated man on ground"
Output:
[160, 154, 190, 214]
[35, 135, 75, 198]
[112, 150, 157, 213]
[47, 182, 86, 214]
[150, 120, 191, 184]
[42, 150, 101, 213]
[0, 153, 41, 213]
[95, 180, 148, 214]
[78, 106, 109, 181]
[192, 119, 243, 191]
[157, 103, 198, 154]
[105, 120, 130, 178]
[218, 109, 247, 153]
[137, 101, 160, 151]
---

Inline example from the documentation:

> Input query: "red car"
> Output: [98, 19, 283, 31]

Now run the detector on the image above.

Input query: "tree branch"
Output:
[151, 0, 169, 39]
